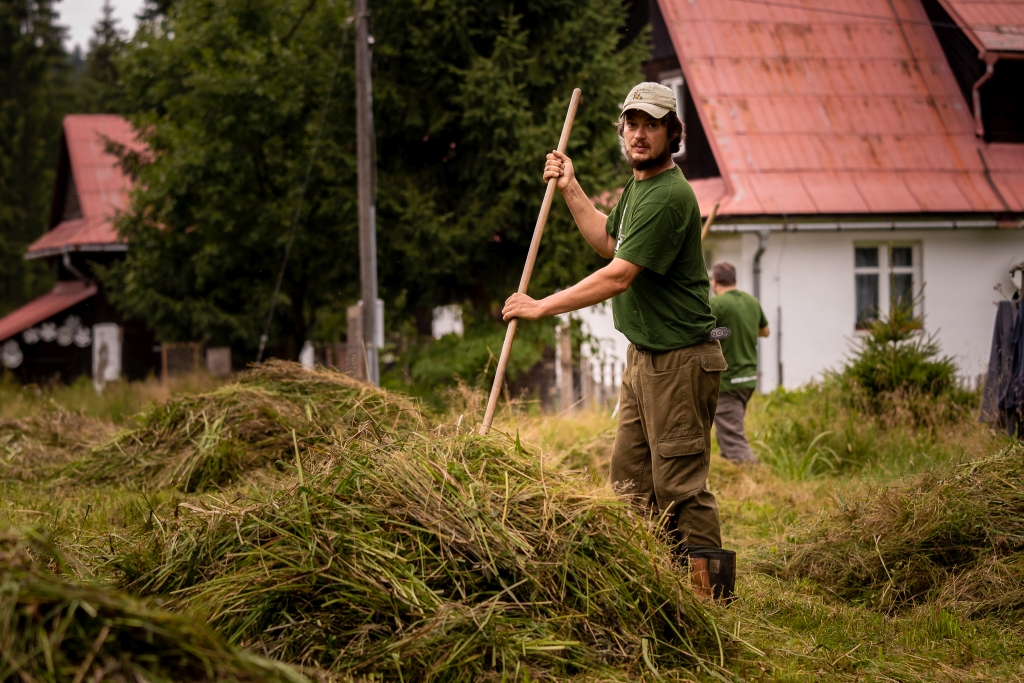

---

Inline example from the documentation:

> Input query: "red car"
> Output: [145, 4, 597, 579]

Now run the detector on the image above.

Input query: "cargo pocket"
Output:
[656, 434, 705, 459]
[655, 433, 707, 498]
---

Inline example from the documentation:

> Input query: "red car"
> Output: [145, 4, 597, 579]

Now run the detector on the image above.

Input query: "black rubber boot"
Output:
[683, 546, 736, 603]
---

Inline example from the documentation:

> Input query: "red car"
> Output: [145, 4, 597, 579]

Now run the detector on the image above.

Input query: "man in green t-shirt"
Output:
[708, 262, 770, 464]
[501, 82, 731, 598]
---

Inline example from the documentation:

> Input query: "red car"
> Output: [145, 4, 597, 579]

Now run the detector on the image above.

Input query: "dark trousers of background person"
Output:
[714, 388, 757, 464]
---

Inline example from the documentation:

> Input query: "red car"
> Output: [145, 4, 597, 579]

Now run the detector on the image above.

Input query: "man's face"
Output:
[623, 110, 671, 171]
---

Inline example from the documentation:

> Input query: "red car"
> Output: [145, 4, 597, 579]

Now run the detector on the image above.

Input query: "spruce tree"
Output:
[0, 0, 69, 316]
[80, 0, 127, 113]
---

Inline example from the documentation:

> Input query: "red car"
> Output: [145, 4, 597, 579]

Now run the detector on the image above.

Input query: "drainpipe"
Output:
[972, 56, 997, 138]
[62, 250, 87, 282]
[752, 228, 769, 301]
[753, 229, 769, 393]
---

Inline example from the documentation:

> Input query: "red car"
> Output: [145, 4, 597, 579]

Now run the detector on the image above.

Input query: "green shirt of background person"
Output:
[708, 261, 769, 464]
[500, 82, 733, 601]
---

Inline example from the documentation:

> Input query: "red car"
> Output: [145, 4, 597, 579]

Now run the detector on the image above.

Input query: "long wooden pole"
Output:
[700, 202, 720, 241]
[478, 88, 582, 436]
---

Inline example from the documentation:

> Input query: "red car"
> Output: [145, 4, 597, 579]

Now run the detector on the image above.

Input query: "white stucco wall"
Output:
[706, 228, 1023, 390]
[576, 228, 1023, 391]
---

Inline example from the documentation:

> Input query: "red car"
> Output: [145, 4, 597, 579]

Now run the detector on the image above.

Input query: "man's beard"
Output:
[627, 143, 672, 170]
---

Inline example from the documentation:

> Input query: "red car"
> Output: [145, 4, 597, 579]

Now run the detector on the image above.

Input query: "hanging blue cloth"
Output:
[981, 301, 1017, 428]
[998, 299, 1024, 437]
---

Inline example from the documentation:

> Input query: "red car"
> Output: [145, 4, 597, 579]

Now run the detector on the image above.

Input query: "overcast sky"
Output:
[59, 0, 145, 54]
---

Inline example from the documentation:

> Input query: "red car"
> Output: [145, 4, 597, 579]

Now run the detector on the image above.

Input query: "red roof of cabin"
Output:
[0, 280, 97, 343]
[27, 115, 141, 256]
[939, 0, 1024, 52]
[658, 0, 1024, 217]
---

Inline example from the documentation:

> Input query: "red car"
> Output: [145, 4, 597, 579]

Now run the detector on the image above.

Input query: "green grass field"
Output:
[2, 364, 1020, 682]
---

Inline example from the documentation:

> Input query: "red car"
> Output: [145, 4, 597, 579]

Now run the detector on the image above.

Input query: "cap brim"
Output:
[621, 102, 673, 119]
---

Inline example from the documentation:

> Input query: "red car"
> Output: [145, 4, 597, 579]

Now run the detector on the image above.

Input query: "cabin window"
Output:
[660, 71, 686, 161]
[854, 243, 921, 329]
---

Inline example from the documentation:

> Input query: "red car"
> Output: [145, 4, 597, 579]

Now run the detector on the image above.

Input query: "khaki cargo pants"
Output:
[610, 340, 727, 548]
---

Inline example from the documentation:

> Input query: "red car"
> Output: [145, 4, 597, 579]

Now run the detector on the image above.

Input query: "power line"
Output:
[719, 0, 1024, 38]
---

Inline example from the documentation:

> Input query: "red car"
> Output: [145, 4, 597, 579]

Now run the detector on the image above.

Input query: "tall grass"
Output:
[748, 382, 994, 481]
[0, 370, 223, 423]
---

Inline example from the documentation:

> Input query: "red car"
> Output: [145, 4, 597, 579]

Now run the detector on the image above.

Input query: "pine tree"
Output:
[0, 0, 70, 316]
[80, 0, 127, 112]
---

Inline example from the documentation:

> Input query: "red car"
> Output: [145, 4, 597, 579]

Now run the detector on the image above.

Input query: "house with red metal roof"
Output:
[0, 115, 159, 384]
[580, 0, 1024, 390]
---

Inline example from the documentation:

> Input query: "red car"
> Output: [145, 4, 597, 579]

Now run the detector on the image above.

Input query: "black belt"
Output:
[633, 327, 731, 354]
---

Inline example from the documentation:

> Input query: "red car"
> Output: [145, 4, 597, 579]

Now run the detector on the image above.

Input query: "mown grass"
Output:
[2, 363, 1022, 682]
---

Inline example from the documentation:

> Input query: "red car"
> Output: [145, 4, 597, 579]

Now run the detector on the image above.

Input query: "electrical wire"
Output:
[256, 39, 345, 362]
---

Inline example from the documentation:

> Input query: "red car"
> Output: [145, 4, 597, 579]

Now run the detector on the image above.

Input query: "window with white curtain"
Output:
[853, 243, 921, 329]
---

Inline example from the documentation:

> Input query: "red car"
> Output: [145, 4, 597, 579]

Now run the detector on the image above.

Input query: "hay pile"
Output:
[115, 432, 720, 680]
[772, 445, 1024, 615]
[0, 529, 305, 683]
[0, 407, 112, 482]
[76, 361, 426, 491]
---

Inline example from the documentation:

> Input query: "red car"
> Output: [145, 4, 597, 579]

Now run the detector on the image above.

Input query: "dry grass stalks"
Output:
[766, 444, 1024, 616]
[0, 405, 113, 481]
[112, 431, 721, 681]
[72, 361, 427, 491]
[0, 528, 306, 683]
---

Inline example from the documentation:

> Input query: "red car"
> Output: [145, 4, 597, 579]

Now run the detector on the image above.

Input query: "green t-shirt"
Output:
[709, 289, 768, 391]
[604, 167, 715, 351]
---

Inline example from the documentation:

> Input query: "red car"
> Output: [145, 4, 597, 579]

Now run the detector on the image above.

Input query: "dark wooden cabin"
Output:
[0, 115, 160, 385]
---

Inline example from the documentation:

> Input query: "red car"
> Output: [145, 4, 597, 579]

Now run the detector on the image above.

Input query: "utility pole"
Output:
[354, 0, 379, 385]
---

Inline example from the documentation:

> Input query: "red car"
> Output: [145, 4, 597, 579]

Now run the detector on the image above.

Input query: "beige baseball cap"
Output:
[621, 82, 676, 119]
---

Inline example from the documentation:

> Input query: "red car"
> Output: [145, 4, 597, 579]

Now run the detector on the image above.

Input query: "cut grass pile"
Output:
[74, 361, 426, 491]
[113, 431, 721, 681]
[0, 528, 305, 683]
[0, 406, 112, 482]
[768, 444, 1024, 616]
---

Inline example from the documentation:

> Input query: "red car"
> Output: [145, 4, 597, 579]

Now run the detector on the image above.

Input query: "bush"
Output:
[843, 302, 959, 402]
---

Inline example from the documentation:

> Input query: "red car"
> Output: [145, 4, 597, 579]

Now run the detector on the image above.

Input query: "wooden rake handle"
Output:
[700, 202, 720, 241]
[478, 88, 582, 436]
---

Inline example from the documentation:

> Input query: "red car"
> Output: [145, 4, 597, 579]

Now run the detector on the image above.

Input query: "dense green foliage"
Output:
[0, 0, 67, 316]
[100, 0, 646, 359]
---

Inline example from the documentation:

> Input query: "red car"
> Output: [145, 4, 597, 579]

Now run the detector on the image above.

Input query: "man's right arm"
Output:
[544, 151, 616, 259]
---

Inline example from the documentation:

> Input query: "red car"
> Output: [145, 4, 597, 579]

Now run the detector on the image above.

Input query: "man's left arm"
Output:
[758, 304, 770, 337]
[502, 258, 643, 321]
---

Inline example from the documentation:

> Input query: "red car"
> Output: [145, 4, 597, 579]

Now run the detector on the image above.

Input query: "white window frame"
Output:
[659, 70, 686, 161]
[853, 242, 922, 330]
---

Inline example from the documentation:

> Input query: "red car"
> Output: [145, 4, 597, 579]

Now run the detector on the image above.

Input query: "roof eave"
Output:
[24, 244, 128, 261]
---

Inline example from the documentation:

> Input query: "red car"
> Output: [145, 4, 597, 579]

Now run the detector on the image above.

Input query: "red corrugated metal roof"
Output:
[658, 0, 1024, 217]
[27, 115, 141, 255]
[939, 0, 1024, 52]
[0, 280, 97, 343]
